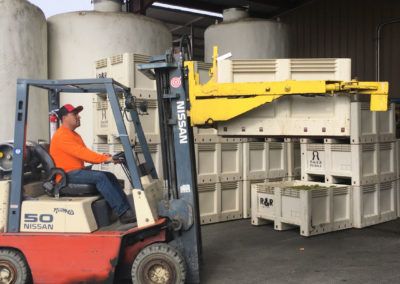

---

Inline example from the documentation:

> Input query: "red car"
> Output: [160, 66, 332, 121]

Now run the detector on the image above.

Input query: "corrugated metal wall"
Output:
[280, 0, 400, 98]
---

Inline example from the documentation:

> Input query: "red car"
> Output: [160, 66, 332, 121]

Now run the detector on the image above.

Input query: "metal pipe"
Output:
[376, 18, 400, 81]
[190, 24, 194, 58]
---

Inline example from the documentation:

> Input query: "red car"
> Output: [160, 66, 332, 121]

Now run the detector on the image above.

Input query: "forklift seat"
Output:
[33, 144, 99, 198]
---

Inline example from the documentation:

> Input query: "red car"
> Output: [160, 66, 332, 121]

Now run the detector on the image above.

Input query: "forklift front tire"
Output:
[131, 243, 186, 284]
[0, 249, 30, 284]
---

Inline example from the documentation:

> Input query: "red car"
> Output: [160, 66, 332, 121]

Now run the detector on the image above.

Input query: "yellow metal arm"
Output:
[185, 61, 388, 126]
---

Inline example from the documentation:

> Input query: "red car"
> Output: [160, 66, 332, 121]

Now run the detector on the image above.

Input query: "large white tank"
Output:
[204, 8, 289, 62]
[0, 0, 48, 142]
[48, 0, 171, 148]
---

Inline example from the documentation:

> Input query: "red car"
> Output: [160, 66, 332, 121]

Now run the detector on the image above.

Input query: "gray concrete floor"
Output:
[200, 219, 400, 284]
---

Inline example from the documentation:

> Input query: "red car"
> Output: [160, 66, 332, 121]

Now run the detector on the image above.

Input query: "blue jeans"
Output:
[67, 170, 130, 216]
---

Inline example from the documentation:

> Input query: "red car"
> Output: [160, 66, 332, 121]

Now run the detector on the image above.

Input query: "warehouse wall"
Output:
[280, 0, 400, 98]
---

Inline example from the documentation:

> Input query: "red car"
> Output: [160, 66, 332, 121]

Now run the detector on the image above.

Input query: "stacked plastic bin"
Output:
[217, 58, 352, 223]
[250, 102, 397, 234]
[194, 128, 244, 224]
[195, 133, 300, 223]
[300, 103, 397, 228]
[242, 138, 292, 218]
[92, 53, 159, 192]
[216, 57, 398, 233]
[196, 134, 297, 223]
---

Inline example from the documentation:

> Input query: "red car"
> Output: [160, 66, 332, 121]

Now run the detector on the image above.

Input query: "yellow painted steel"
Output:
[185, 56, 388, 126]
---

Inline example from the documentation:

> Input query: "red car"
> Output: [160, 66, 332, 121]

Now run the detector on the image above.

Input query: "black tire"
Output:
[131, 243, 186, 284]
[0, 249, 30, 284]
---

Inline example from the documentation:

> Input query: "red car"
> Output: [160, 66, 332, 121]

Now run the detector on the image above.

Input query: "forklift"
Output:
[0, 78, 201, 283]
[0, 41, 389, 283]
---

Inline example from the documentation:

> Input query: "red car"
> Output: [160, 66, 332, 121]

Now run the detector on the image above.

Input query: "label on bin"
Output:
[260, 197, 273, 207]
[309, 151, 324, 169]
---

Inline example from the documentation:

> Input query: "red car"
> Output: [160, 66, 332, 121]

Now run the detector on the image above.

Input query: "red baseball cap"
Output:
[56, 104, 83, 119]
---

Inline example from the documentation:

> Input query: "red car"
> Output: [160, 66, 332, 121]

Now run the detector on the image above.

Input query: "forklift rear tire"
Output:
[0, 249, 30, 284]
[131, 243, 186, 284]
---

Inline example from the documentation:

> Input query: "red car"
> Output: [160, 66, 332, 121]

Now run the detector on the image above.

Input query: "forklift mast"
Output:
[139, 49, 202, 284]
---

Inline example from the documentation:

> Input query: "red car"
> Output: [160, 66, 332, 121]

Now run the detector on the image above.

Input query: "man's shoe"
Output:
[120, 209, 136, 224]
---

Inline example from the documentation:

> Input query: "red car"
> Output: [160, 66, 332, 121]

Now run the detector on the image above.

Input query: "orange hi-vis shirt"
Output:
[50, 125, 108, 175]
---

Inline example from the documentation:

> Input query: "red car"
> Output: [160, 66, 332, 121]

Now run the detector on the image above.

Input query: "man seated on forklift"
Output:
[50, 104, 136, 224]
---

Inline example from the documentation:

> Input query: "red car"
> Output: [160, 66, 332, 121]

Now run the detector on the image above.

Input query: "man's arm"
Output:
[55, 135, 108, 164]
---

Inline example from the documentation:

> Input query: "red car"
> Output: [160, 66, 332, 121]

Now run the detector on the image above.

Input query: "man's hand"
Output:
[104, 153, 116, 164]
[104, 153, 122, 164]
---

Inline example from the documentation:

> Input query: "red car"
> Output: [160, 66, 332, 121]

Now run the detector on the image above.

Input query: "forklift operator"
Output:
[50, 104, 136, 224]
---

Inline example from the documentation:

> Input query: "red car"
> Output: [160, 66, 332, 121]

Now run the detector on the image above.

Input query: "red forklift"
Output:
[0, 76, 201, 283]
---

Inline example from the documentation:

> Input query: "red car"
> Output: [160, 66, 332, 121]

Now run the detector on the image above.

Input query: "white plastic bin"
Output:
[93, 94, 136, 144]
[325, 143, 379, 185]
[217, 58, 351, 83]
[301, 140, 393, 185]
[217, 95, 352, 137]
[195, 142, 220, 184]
[198, 181, 243, 224]
[243, 179, 266, 219]
[300, 142, 326, 180]
[275, 182, 352, 236]
[220, 181, 243, 222]
[266, 139, 288, 179]
[198, 182, 220, 224]
[285, 138, 301, 178]
[397, 140, 400, 179]
[377, 103, 396, 142]
[92, 143, 109, 154]
[251, 181, 275, 226]
[251, 180, 352, 236]
[95, 53, 155, 89]
[379, 141, 397, 182]
[219, 139, 243, 182]
[353, 180, 397, 228]
[93, 96, 109, 136]
[243, 141, 268, 180]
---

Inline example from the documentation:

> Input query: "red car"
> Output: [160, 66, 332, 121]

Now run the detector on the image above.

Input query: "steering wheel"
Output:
[112, 151, 126, 163]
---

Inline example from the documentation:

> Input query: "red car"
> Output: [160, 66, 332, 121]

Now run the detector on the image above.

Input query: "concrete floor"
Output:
[200, 218, 400, 284]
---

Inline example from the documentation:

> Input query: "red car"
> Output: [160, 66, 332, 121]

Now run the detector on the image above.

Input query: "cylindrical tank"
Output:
[93, 0, 121, 12]
[0, 0, 48, 143]
[48, 1, 171, 148]
[204, 8, 289, 62]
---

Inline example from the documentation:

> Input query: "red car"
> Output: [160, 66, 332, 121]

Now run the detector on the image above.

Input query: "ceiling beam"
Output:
[170, 16, 205, 32]
[131, 0, 156, 14]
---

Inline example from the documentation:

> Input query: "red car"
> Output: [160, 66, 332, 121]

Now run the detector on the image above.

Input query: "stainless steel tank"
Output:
[48, 0, 171, 147]
[204, 8, 289, 62]
[0, 0, 48, 142]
